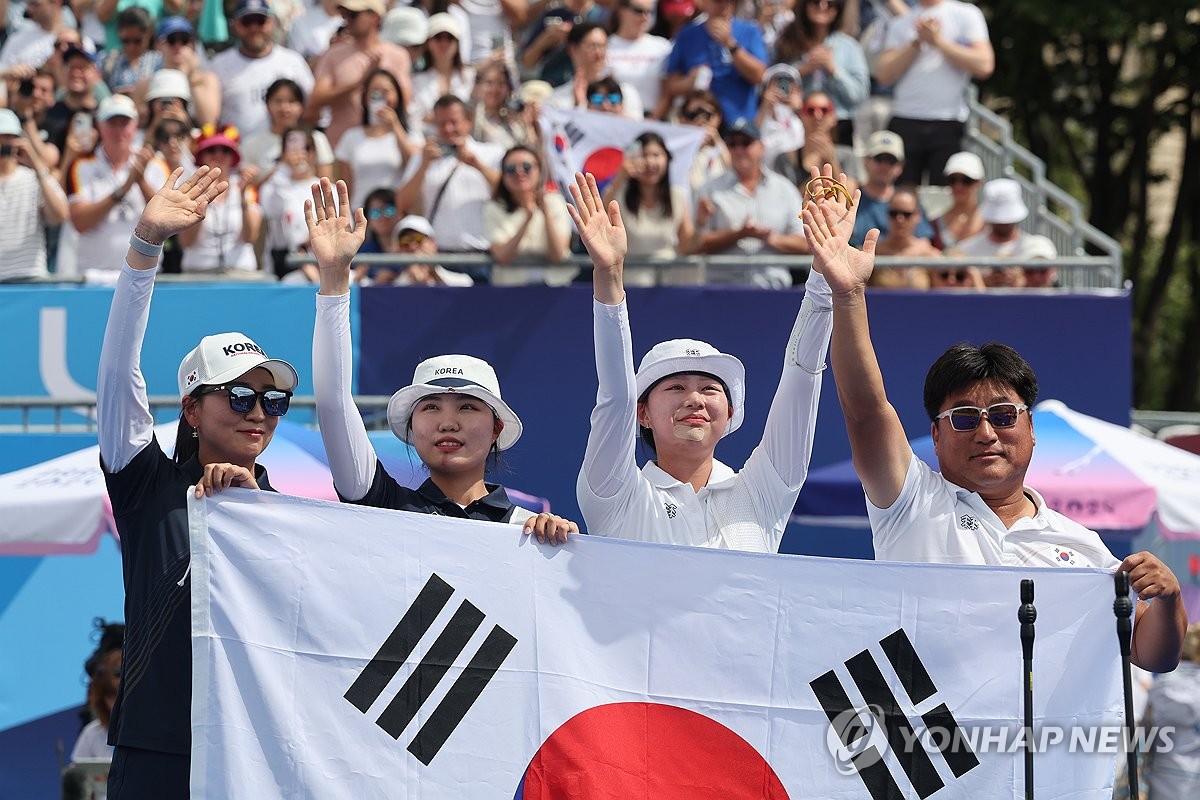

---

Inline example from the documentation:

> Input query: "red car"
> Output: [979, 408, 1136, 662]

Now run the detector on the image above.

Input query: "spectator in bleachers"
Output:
[66, 94, 167, 274]
[754, 62, 804, 166]
[471, 61, 537, 149]
[606, 0, 671, 117]
[260, 125, 321, 280]
[678, 88, 729, 192]
[62, 619, 123, 800]
[454, 0, 524, 66]
[584, 76, 627, 115]
[389, 213, 475, 286]
[211, 0, 314, 139]
[774, 0, 869, 147]
[874, 0, 994, 186]
[239, 77, 334, 181]
[869, 185, 935, 289]
[142, 69, 193, 140]
[381, 6, 430, 68]
[649, 0, 699, 40]
[926, 263, 984, 289]
[408, 14, 474, 134]
[958, 178, 1058, 288]
[602, 130, 697, 285]
[694, 117, 806, 288]
[0, 107, 66, 279]
[42, 46, 99, 155]
[851, 129, 933, 246]
[521, 0, 607, 87]
[5, 65, 61, 168]
[664, 0, 767, 123]
[0, 0, 85, 72]
[335, 68, 420, 213]
[485, 143, 573, 285]
[548, 23, 644, 119]
[178, 126, 262, 272]
[396, 94, 503, 280]
[150, 116, 192, 273]
[928, 150, 983, 248]
[775, 89, 857, 186]
[132, 17, 219, 127]
[100, 7, 161, 94]
[358, 187, 398, 255]
[289, 0, 344, 64]
[309, 0, 413, 148]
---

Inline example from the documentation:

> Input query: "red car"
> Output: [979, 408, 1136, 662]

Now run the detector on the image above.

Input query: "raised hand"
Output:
[138, 166, 229, 241]
[802, 166, 876, 296]
[305, 177, 367, 295]
[565, 171, 627, 304]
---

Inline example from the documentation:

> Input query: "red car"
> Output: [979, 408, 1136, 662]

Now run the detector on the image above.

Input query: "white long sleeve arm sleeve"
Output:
[756, 268, 834, 488]
[96, 263, 157, 473]
[579, 299, 642, 500]
[313, 292, 379, 500]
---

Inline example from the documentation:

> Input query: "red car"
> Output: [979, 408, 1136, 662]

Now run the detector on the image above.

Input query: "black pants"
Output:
[107, 745, 189, 800]
[887, 117, 966, 186]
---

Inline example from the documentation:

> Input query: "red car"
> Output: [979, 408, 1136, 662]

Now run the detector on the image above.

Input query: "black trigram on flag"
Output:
[810, 628, 979, 800]
[344, 573, 517, 765]
[562, 120, 586, 148]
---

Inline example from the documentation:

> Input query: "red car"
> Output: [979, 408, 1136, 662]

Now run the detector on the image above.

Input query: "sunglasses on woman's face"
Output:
[802, 103, 834, 116]
[683, 107, 714, 122]
[397, 231, 428, 247]
[503, 161, 536, 175]
[165, 33, 192, 46]
[887, 208, 915, 220]
[589, 93, 623, 106]
[198, 385, 292, 416]
[367, 205, 397, 220]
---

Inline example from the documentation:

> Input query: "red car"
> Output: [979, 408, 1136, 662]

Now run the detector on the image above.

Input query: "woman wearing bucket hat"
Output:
[96, 165, 298, 797]
[567, 170, 834, 551]
[306, 177, 577, 544]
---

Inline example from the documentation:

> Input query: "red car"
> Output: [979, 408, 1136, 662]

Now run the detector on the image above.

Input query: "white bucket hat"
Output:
[381, 6, 428, 46]
[634, 340, 745, 436]
[146, 68, 192, 103]
[978, 178, 1029, 224]
[387, 355, 522, 450]
[177, 332, 298, 398]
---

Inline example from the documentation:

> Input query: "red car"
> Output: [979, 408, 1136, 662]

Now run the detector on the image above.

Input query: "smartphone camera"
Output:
[0, 145, 14, 157]
[18, 79, 34, 98]
[775, 75, 795, 95]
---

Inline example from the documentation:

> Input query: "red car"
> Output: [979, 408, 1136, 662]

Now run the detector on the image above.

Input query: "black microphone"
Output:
[1018, 579, 1036, 800]
[1114, 571, 1138, 800]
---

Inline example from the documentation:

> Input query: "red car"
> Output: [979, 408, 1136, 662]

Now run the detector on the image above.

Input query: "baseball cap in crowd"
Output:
[177, 332, 298, 399]
[63, 44, 97, 65]
[635, 340, 746, 436]
[396, 214, 434, 238]
[0, 109, 21, 137]
[97, 94, 138, 122]
[978, 178, 1029, 225]
[387, 355, 523, 450]
[721, 118, 761, 141]
[146, 69, 192, 103]
[339, 0, 387, 16]
[155, 16, 194, 40]
[943, 152, 985, 182]
[661, 0, 696, 16]
[866, 130, 904, 161]
[233, 0, 273, 20]
[381, 6, 428, 46]
[426, 12, 461, 40]
[762, 63, 800, 88]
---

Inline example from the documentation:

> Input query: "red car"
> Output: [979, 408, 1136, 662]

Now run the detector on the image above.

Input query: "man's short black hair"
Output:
[923, 342, 1038, 421]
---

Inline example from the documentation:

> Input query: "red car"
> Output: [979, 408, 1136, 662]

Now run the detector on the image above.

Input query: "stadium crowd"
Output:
[0, 0, 1058, 289]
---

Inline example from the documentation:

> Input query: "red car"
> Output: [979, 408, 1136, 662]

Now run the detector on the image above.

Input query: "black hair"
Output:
[624, 131, 672, 218]
[360, 68, 409, 129]
[422, 25, 464, 73]
[585, 76, 622, 103]
[432, 93, 469, 116]
[173, 386, 205, 465]
[116, 7, 152, 32]
[266, 78, 306, 106]
[923, 342, 1039, 421]
[649, 0, 698, 38]
[79, 618, 125, 727]
[635, 371, 730, 453]
[363, 187, 397, 247]
[494, 144, 542, 212]
[679, 88, 724, 127]
[403, 398, 505, 474]
[776, 0, 846, 64]
[567, 21, 606, 48]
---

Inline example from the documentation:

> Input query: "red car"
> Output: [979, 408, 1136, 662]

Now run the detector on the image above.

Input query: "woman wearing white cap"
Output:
[407, 13, 475, 133]
[567, 170, 834, 551]
[96, 166, 297, 797]
[307, 177, 576, 544]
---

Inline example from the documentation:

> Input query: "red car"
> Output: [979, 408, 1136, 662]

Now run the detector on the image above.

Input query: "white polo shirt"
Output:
[67, 149, 168, 272]
[869, 455, 1121, 569]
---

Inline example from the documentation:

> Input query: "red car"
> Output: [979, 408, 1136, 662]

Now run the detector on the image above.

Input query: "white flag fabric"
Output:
[190, 490, 1126, 799]
[538, 105, 705, 202]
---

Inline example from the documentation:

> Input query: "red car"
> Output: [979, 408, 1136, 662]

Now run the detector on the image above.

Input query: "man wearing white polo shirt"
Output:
[801, 187, 1187, 673]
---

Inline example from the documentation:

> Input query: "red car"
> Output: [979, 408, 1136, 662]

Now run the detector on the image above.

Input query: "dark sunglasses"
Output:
[887, 209, 915, 220]
[588, 92, 623, 106]
[947, 174, 979, 187]
[871, 154, 899, 166]
[726, 136, 755, 149]
[682, 107, 714, 121]
[198, 385, 292, 416]
[503, 161, 536, 175]
[165, 33, 193, 46]
[802, 104, 834, 116]
[936, 402, 1028, 432]
[367, 205, 397, 220]
[239, 14, 269, 26]
[937, 269, 971, 283]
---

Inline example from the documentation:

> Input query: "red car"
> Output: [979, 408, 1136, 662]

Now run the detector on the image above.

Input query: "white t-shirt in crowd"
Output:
[210, 45, 315, 138]
[398, 137, 504, 251]
[288, 6, 342, 60]
[484, 192, 575, 286]
[407, 68, 476, 134]
[259, 169, 316, 252]
[606, 34, 672, 114]
[760, 105, 805, 167]
[549, 79, 645, 121]
[455, 0, 504, 64]
[334, 127, 412, 213]
[180, 176, 259, 272]
[241, 128, 335, 173]
[883, 0, 989, 122]
[957, 230, 1058, 260]
[67, 149, 168, 272]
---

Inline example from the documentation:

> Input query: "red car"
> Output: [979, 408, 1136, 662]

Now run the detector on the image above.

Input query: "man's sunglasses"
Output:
[935, 402, 1028, 432]
[367, 205, 397, 220]
[198, 385, 292, 416]
[589, 92, 622, 105]
[887, 208, 915, 220]
[165, 34, 193, 46]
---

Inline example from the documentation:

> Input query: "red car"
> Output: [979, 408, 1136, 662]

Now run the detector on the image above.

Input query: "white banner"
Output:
[538, 105, 705, 203]
[190, 491, 1126, 799]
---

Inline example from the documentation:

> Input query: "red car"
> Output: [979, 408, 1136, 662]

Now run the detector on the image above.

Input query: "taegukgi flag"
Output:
[189, 491, 1126, 799]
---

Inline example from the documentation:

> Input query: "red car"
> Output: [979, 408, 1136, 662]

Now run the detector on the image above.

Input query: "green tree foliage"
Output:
[978, 1, 1200, 409]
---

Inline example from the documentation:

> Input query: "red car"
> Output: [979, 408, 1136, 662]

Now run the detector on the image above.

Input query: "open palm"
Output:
[801, 165, 875, 294]
[306, 178, 367, 279]
[142, 167, 229, 240]
[565, 172, 627, 275]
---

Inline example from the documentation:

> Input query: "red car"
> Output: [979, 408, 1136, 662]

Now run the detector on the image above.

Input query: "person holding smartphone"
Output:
[0, 108, 68, 279]
[334, 68, 420, 213]
[259, 126, 322, 280]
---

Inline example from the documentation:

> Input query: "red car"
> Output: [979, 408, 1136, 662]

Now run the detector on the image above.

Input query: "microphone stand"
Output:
[1018, 579, 1036, 800]
[1114, 571, 1138, 800]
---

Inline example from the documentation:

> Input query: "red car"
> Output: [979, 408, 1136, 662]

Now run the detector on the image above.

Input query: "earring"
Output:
[191, 429, 199, 438]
